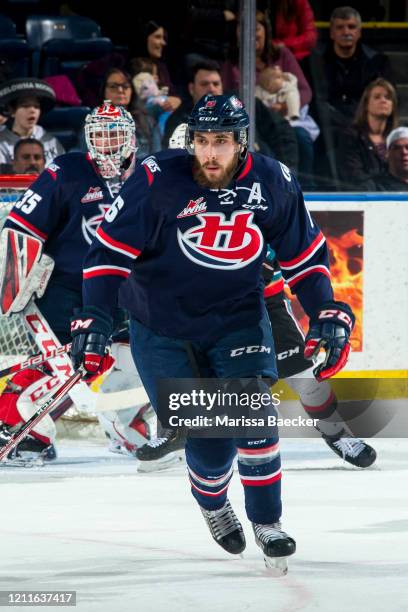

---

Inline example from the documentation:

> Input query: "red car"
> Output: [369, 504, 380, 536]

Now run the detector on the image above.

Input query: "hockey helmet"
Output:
[187, 94, 249, 160]
[85, 101, 136, 179]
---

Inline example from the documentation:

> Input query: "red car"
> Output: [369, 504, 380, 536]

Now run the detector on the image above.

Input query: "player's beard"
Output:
[193, 155, 239, 189]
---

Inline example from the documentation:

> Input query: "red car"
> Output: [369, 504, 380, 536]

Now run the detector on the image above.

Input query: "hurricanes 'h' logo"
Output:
[177, 211, 263, 269]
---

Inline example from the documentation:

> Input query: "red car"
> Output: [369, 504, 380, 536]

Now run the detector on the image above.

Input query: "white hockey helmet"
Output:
[85, 100, 136, 179]
[169, 123, 188, 149]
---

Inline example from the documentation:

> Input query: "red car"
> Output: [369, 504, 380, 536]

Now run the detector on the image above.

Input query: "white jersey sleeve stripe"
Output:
[286, 264, 331, 288]
[83, 265, 131, 279]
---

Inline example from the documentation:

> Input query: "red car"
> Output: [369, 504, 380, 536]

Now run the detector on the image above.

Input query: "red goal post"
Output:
[0, 174, 37, 223]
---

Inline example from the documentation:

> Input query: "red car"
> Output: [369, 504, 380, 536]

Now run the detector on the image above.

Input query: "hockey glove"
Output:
[70, 306, 113, 379]
[304, 301, 355, 381]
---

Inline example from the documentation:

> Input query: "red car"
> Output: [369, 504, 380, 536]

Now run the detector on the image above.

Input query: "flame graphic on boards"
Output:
[287, 227, 363, 352]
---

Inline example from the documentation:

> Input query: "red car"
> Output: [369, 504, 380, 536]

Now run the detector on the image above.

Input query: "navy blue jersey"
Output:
[4, 152, 117, 292]
[82, 150, 334, 341]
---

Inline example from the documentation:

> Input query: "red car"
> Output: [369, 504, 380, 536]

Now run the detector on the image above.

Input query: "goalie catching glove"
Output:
[70, 306, 113, 379]
[304, 301, 355, 381]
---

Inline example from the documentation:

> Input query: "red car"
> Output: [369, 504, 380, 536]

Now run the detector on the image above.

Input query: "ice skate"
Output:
[252, 522, 296, 575]
[200, 499, 246, 555]
[135, 427, 186, 472]
[0, 424, 57, 466]
[323, 434, 377, 468]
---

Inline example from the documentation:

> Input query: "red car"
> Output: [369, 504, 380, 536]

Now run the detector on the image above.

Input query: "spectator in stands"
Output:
[256, 65, 301, 120]
[222, 10, 315, 185]
[12, 138, 45, 175]
[260, 0, 318, 62]
[163, 59, 299, 171]
[222, 11, 312, 108]
[132, 66, 172, 136]
[309, 6, 392, 125]
[130, 21, 181, 112]
[365, 127, 408, 191]
[337, 78, 398, 189]
[101, 68, 162, 159]
[0, 78, 64, 166]
[181, 1, 237, 62]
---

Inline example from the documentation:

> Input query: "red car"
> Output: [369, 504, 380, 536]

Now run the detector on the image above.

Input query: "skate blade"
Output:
[137, 451, 183, 473]
[1, 456, 44, 468]
[264, 555, 288, 576]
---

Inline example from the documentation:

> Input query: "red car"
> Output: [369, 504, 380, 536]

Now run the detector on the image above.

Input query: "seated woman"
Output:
[101, 68, 162, 160]
[130, 21, 181, 114]
[222, 10, 317, 188]
[337, 78, 398, 189]
[0, 78, 64, 166]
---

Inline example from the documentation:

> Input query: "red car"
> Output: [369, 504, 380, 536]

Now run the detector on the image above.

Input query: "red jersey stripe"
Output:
[7, 212, 47, 241]
[264, 277, 285, 298]
[279, 232, 325, 270]
[236, 153, 253, 181]
[96, 227, 141, 259]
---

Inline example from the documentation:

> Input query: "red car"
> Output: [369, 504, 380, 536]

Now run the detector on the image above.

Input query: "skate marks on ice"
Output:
[0, 440, 407, 611]
[0, 530, 315, 612]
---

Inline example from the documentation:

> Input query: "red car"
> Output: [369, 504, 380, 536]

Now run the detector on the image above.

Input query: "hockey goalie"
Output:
[0, 167, 159, 463]
[0, 226, 157, 464]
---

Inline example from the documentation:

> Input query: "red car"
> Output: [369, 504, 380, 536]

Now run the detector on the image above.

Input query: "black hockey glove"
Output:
[70, 306, 113, 378]
[304, 301, 355, 381]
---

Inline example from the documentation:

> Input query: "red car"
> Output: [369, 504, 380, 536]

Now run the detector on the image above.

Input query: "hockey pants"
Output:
[130, 310, 282, 524]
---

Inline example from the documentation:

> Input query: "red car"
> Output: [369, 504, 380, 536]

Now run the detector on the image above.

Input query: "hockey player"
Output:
[136, 122, 376, 469]
[262, 256, 376, 467]
[69, 94, 355, 571]
[0, 101, 154, 461]
[136, 257, 376, 469]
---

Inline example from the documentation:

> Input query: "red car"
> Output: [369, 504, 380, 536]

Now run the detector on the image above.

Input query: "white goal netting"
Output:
[0, 176, 101, 437]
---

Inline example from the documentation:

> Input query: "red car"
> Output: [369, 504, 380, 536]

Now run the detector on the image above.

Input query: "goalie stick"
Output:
[0, 369, 82, 461]
[12, 301, 149, 414]
[0, 343, 72, 380]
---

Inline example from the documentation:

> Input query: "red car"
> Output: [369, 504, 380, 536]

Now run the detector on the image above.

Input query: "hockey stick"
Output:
[0, 343, 72, 380]
[0, 369, 82, 461]
[18, 302, 149, 414]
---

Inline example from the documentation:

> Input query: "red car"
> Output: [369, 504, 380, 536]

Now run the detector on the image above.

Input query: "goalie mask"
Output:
[85, 101, 136, 179]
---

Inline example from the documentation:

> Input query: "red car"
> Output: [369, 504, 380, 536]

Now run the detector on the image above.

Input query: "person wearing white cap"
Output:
[365, 127, 408, 190]
[0, 78, 65, 166]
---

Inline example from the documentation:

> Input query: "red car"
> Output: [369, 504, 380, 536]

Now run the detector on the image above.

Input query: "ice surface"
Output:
[0, 438, 407, 612]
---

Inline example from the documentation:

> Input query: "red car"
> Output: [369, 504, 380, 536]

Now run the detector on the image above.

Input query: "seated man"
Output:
[12, 138, 46, 175]
[163, 59, 299, 171]
[309, 6, 392, 125]
[365, 127, 408, 191]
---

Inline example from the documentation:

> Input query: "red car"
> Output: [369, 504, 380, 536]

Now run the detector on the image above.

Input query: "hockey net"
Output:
[0, 175, 101, 437]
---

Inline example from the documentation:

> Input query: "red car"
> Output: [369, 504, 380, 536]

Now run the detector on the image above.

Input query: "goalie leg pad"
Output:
[0, 369, 57, 444]
[97, 349, 155, 452]
[0, 229, 54, 316]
